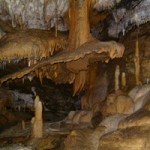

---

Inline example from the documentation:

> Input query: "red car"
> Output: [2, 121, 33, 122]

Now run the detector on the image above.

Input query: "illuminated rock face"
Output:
[99, 110, 150, 150]
[0, 0, 69, 31]
[0, 0, 149, 39]
[0, 0, 122, 31]
[103, 93, 134, 116]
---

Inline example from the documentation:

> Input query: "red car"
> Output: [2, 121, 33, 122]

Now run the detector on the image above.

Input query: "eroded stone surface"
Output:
[99, 106, 150, 150]
[102, 92, 134, 116]
[99, 125, 150, 150]
[64, 126, 106, 150]
[119, 110, 150, 129]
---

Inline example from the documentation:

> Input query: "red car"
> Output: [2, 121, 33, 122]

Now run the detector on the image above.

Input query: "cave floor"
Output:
[0, 120, 91, 150]
[0, 121, 68, 149]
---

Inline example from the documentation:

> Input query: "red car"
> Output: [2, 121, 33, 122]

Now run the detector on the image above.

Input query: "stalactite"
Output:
[0, 40, 124, 85]
[108, 0, 150, 37]
[0, 0, 69, 30]
[0, 30, 68, 62]
[38, 69, 43, 84]
[69, 0, 92, 95]
[134, 39, 141, 85]
[22, 120, 25, 130]
[94, 0, 122, 10]
[115, 65, 120, 91]
[121, 72, 126, 88]
[73, 72, 82, 96]
[69, 0, 91, 51]
[73, 71, 86, 96]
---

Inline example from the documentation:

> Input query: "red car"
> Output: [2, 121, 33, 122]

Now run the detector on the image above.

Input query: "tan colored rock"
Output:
[65, 111, 76, 124]
[99, 106, 150, 150]
[103, 93, 116, 115]
[30, 135, 66, 150]
[64, 126, 106, 150]
[100, 114, 127, 133]
[72, 111, 88, 124]
[116, 95, 134, 114]
[31, 96, 43, 138]
[119, 110, 150, 129]
[144, 100, 150, 111]
[79, 111, 93, 124]
[103, 93, 134, 116]
[65, 111, 93, 125]
[99, 125, 150, 150]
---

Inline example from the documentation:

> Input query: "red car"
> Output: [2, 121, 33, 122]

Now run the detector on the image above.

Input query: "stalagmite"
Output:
[115, 65, 120, 91]
[134, 39, 141, 85]
[31, 96, 43, 138]
[22, 120, 25, 130]
[121, 72, 126, 88]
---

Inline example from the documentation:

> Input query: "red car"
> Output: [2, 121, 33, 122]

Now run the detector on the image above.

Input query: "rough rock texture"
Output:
[123, 23, 150, 86]
[128, 84, 150, 112]
[29, 135, 67, 150]
[99, 114, 127, 133]
[99, 109, 150, 150]
[108, 0, 150, 37]
[0, 38, 124, 92]
[94, 0, 122, 10]
[0, 0, 69, 30]
[66, 111, 93, 125]
[64, 127, 106, 150]
[102, 91, 134, 116]
[0, 89, 17, 127]
[0, 0, 125, 32]
[119, 109, 150, 129]
[99, 90, 150, 150]
[0, 30, 68, 62]
[99, 125, 150, 150]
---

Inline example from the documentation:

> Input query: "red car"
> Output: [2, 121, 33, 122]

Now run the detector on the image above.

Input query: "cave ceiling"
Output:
[0, 0, 149, 37]
[0, 0, 149, 94]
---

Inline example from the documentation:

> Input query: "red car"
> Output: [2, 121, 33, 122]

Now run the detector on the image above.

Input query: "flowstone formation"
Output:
[0, 0, 150, 149]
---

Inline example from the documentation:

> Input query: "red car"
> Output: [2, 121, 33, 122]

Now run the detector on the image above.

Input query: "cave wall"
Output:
[123, 23, 150, 87]
[0, 0, 149, 116]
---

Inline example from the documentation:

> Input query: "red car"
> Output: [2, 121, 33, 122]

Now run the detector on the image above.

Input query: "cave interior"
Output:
[0, 0, 150, 149]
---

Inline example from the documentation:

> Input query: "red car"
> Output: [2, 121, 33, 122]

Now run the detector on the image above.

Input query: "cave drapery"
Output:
[0, 0, 150, 149]
[0, 0, 125, 112]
